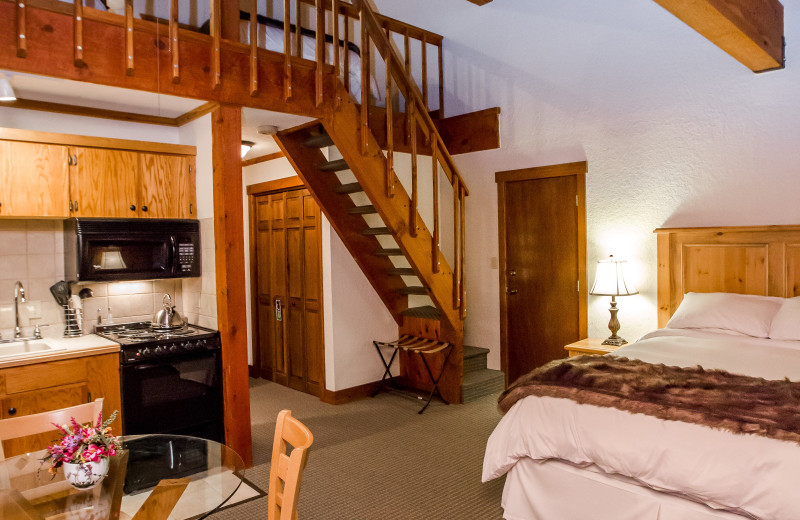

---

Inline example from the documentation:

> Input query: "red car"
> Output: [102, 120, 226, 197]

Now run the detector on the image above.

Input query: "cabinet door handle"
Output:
[72, 154, 78, 166]
[67, 155, 73, 166]
[141, 205, 148, 212]
[130, 204, 136, 211]
[74, 200, 79, 212]
[69, 200, 74, 212]
[7, 407, 16, 416]
[189, 203, 193, 215]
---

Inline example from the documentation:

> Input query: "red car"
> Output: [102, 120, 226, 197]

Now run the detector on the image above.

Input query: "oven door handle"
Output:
[170, 236, 177, 269]
[132, 363, 161, 370]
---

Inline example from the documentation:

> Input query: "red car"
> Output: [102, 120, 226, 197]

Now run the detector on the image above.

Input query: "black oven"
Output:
[63, 218, 201, 282]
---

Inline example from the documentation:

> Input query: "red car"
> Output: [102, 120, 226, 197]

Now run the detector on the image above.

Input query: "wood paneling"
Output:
[653, 0, 784, 72]
[655, 226, 800, 326]
[211, 105, 252, 466]
[71, 147, 139, 218]
[0, 140, 69, 217]
[138, 153, 185, 218]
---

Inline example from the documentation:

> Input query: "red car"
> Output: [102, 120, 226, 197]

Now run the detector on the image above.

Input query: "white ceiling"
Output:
[1, 71, 312, 158]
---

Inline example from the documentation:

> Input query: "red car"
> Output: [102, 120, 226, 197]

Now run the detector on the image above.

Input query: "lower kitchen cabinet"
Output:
[0, 353, 122, 458]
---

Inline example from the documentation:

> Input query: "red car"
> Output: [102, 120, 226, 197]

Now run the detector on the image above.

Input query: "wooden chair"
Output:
[268, 409, 314, 520]
[0, 398, 104, 461]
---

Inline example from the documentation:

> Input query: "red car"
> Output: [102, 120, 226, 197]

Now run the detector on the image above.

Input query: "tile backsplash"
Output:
[0, 219, 214, 339]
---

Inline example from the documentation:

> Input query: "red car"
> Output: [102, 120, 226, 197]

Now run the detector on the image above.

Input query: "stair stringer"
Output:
[274, 122, 411, 324]
[319, 83, 464, 337]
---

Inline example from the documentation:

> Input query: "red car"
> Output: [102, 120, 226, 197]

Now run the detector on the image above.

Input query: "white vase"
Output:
[63, 458, 110, 490]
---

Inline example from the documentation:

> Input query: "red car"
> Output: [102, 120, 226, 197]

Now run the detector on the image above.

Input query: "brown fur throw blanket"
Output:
[498, 355, 800, 444]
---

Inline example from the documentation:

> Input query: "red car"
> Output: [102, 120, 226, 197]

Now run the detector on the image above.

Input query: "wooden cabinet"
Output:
[0, 353, 122, 458]
[0, 140, 70, 217]
[0, 129, 197, 219]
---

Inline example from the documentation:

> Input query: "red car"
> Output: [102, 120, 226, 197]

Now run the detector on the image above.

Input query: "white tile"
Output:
[26, 220, 56, 232]
[0, 255, 28, 280]
[201, 274, 215, 295]
[0, 229, 27, 254]
[81, 283, 108, 297]
[27, 254, 57, 280]
[107, 295, 131, 319]
[153, 279, 177, 295]
[127, 293, 154, 317]
[85, 297, 109, 328]
[0, 279, 17, 305]
[26, 228, 56, 255]
[0, 305, 14, 329]
[54, 228, 65, 254]
[199, 293, 217, 317]
[197, 315, 218, 329]
[0, 220, 27, 233]
[108, 281, 154, 296]
[28, 278, 56, 304]
[182, 278, 201, 294]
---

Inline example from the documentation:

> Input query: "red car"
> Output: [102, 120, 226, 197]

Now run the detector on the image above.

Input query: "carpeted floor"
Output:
[209, 379, 506, 520]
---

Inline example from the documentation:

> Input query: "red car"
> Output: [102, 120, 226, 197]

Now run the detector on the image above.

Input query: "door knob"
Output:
[509, 270, 517, 277]
[508, 288, 518, 295]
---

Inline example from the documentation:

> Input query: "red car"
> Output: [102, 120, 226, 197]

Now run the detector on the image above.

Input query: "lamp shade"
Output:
[0, 74, 16, 102]
[99, 250, 127, 270]
[241, 140, 255, 159]
[590, 256, 638, 296]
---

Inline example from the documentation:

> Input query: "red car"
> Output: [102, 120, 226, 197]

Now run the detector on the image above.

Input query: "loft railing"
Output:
[11, 0, 465, 320]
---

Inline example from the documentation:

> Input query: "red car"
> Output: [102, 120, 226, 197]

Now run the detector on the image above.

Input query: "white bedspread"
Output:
[482, 330, 800, 519]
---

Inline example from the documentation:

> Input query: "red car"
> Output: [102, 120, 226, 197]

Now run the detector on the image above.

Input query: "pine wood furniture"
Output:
[0, 128, 197, 219]
[564, 338, 622, 357]
[268, 410, 313, 520]
[0, 398, 103, 461]
[0, 353, 121, 459]
[655, 225, 800, 327]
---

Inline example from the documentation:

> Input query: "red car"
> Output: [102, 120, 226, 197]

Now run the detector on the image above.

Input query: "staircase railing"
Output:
[354, 0, 468, 319]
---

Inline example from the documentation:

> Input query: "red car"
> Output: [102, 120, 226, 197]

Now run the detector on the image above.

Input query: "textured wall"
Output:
[375, 0, 800, 369]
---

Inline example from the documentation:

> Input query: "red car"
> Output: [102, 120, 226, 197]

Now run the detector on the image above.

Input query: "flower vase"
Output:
[63, 458, 110, 489]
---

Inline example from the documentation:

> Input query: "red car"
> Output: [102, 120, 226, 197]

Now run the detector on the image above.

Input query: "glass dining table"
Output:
[0, 434, 246, 520]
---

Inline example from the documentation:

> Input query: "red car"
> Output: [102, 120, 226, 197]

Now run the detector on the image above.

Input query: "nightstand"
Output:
[564, 338, 622, 357]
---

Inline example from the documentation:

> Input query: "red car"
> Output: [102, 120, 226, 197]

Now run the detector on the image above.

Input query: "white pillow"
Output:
[666, 292, 784, 338]
[769, 297, 800, 341]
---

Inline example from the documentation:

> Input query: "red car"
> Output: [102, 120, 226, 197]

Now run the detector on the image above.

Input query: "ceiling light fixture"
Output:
[257, 125, 279, 136]
[241, 140, 255, 159]
[0, 73, 16, 102]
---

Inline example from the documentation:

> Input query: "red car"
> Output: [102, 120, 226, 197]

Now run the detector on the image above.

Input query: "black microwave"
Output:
[64, 218, 201, 282]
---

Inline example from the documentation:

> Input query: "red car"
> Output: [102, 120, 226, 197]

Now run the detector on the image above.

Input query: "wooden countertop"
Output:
[0, 335, 120, 369]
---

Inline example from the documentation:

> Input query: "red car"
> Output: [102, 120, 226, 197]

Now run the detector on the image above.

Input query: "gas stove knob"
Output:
[198, 339, 208, 349]
[154, 346, 164, 355]
[169, 345, 179, 353]
[142, 347, 151, 357]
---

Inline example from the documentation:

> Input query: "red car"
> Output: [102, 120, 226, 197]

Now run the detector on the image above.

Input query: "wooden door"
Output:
[251, 185, 324, 397]
[70, 147, 138, 218]
[139, 153, 187, 218]
[497, 163, 587, 384]
[0, 141, 70, 217]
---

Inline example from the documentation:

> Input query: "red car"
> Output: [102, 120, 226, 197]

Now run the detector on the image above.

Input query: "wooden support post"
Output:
[385, 61, 394, 198]
[315, 0, 324, 106]
[332, 0, 340, 79]
[459, 184, 466, 318]
[403, 28, 411, 76]
[170, 0, 180, 83]
[431, 137, 439, 274]
[360, 9, 369, 154]
[437, 43, 444, 118]
[16, 1, 26, 59]
[211, 105, 253, 467]
[343, 13, 350, 92]
[210, 0, 221, 89]
[409, 101, 418, 238]
[249, 0, 258, 95]
[125, 0, 134, 75]
[284, 0, 292, 100]
[453, 178, 460, 309]
[73, 0, 84, 67]
[653, 0, 784, 72]
[421, 35, 428, 111]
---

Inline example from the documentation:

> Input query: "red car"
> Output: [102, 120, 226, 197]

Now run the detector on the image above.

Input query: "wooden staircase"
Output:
[275, 0, 469, 403]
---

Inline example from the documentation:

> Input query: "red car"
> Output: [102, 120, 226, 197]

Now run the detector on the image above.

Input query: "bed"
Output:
[483, 225, 800, 520]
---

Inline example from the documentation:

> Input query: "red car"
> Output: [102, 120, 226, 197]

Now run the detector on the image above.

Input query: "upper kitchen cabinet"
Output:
[0, 140, 70, 217]
[0, 128, 197, 220]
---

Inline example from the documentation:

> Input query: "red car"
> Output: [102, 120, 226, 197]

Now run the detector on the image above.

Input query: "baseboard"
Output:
[320, 380, 383, 405]
[248, 365, 259, 378]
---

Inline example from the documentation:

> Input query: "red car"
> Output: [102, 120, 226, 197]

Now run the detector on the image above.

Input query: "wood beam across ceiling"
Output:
[242, 151, 285, 167]
[653, 0, 784, 72]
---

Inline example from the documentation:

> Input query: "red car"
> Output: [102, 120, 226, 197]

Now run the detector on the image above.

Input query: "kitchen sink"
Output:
[0, 340, 65, 359]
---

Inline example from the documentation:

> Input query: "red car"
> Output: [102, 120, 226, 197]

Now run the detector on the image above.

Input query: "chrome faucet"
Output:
[14, 281, 25, 339]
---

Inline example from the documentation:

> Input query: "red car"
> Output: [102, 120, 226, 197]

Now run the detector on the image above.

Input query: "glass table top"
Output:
[0, 434, 246, 520]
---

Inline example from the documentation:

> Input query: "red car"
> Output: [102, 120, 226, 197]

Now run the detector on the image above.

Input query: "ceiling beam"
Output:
[0, 97, 179, 126]
[242, 151, 285, 167]
[653, 0, 784, 72]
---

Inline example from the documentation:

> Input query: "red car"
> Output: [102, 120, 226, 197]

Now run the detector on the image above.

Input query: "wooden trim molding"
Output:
[495, 161, 588, 184]
[174, 101, 220, 126]
[320, 380, 382, 405]
[652, 0, 784, 72]
[245, 176, 304, 195]
[242, 151, 285, 167]
[0, 98, 177, 126]
[0, 127, 196, 155]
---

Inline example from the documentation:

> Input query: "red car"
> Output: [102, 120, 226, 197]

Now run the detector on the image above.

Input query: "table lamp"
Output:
[590, 255, 638, 346]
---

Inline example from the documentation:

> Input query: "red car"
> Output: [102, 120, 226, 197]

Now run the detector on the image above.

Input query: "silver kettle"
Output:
[153, 293, 184, 330]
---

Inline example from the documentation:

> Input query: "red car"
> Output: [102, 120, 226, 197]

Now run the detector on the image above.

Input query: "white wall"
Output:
[375, 0, 800, 369]
[242, 158, 396, 390]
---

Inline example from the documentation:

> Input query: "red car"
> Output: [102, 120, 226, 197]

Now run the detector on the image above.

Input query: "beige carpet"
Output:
[208, 379, 506, 520]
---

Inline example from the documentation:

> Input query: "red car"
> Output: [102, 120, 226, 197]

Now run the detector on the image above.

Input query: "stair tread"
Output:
[319, 158, 350, 172]
[333, 182, 363, 194]
[374, 248, 403, 256]
[464, 345, 491, 359]
[361, 227, 391, 235]
[398, 286, 428, 295]
[401, 306, 441, 319]
[387, 268, 416, 276]
[347, 205, 377, 215]
[303, 133, 334, 148]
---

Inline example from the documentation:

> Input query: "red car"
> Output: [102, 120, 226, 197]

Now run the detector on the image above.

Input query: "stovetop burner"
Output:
[96, 321, 218, 346]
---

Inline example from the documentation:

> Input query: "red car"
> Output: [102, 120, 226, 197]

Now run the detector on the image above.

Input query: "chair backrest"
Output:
[268, 409, 314, 520]
[0, 398, 104, 461]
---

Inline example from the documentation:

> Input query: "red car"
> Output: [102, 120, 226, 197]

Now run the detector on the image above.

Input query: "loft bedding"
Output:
[483, 325, 800, 520]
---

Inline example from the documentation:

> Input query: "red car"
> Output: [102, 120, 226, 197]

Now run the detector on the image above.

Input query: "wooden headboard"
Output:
[655, 225, 800, 327]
